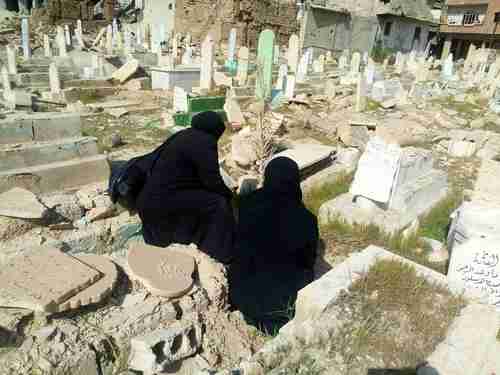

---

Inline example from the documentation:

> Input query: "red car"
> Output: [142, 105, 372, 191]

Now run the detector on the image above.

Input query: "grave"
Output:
[271, 144, 336, 179]
[319, 137, 448, 233]
[151, 66, 201, 92]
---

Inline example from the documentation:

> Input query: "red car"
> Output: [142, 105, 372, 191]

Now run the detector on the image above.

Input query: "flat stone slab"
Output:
[272, 144, 335, 171]
[0, 188, 47, 219]
[127, 244, 195, 298]
[56, 254, 118, 312]
[418, 303, 500, 375]
[0, 247, 101, 312]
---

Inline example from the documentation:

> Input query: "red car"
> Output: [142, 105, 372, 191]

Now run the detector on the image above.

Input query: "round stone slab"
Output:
[127, 244, 195, 298]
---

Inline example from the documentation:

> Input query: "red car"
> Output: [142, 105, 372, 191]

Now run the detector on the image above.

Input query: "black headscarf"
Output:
[263, 157, 302, 201]
[191, 111, 226, 140]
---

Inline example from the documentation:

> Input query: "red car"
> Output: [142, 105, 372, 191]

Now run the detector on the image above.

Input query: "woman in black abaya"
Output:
[136, 111, 235, 264]
[230, 157, 319, 331]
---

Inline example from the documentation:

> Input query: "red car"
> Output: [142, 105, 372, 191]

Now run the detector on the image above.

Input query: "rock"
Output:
[421, 237, 449, 263]
[87, 205, 116, 222]
[129, 320, 203, 374]
[0, 188, 47, 219]
[470, 118, 486, 129]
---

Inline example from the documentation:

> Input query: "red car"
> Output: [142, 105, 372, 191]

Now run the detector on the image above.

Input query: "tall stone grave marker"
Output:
[448, 237, 500, 307]
[365, 58, 375, 85]
[276, 64, 288, 90]
[172, 33, 179, 59]
[185, 33, 192, 49]
[296, 53, 308, 83]
[339, 55, 348, 70]
[351, 52, 361, 74]
[56, 26, 67, 57]
[227, 28, 237, 64]
[382, 57, 389, 71]
[274, 44, 280, 65]
[182, 46, 193, 65]
[106, 24, 113, 54]
[306, 47, 313, 66]
[76, 19, 84, 48]
[355, 74, 367, 112]
[441, 53, 454, 80]
[43, 34, 51, 57]
[6, 45, 17, 75]
[285, 74, 296, 99]
[2, 66, 11, 100]
[64, 24, 71, 46]
[49, 63, 61, 95]
[288, 34, 299, 74]
[21, 17, 30, 59]
[173, 86, 188, 112]
[136, 23, 142, 46]
[255, 29, 275, 100]
[236, 47, 249, 86]
[200, 33, 215, 91]
[441, 39, 451, 62]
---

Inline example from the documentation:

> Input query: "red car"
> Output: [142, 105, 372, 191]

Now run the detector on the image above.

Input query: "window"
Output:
[384, 22, 392, 36]
[463, 11, 480, 25]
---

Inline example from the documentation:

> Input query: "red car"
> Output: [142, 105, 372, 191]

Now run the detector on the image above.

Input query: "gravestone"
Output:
[339, 55, 347, 70]
[448, 238, 500, 307]
[49, 63, 61, 95]
[441, 53, 454, 80]
[227, 28, 237, 64]
[236, 47, 249, 86]
[296, 53, 308, 83]
[355, 74, 367, 112]
[43, 34, 51, 57]
[185, 33, 191, 49]
[200, 33, 215, 91]
[172, 33, 180, 59]
[274, 44, 280, 65]
[441, 39, 451, 62]
[382, 58, 389, 71]
[0, 188, 47, 219]
[396, 54, 406, 74]
[362, 51, 368, 65]
[255, 29, 275, 100]
[136, 23, 142, 46]
[127, 243, 195, 298]
[2, 66, 11, 101]
[351, 52, 360, 74]
[276, 64, 288, 90]
[21, 17, 30, 59]
[112, 18, 118, 42]
[106, 24, 113, 54]
[288, 34, 299, 74]
[6, 45, 17, 75]
[173, 86, 188, 112]
[64, 24, 71, 46]
[371, 79, 404, 102]
[285, 74, 295, 99]
[318, 55, 325, 73]
[124, 29, 132, 56]
[365, 58, 375, 85]
[181, 46, 193, 65]
[0, 247, 101, 312]
[312, 59, 321, 73]
[306, 47, 314, 66]
[76, 19, 84, 48]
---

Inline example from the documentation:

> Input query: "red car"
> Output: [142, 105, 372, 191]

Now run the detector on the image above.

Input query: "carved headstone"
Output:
[255, 29, 275, 100]
[288, 34, 299, 74]
[236, 46, 249, 86]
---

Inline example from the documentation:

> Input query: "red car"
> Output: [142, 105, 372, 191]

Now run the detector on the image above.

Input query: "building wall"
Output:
[302, 7, 351, 52]
[379, 15, 432, 52]
[441, 0, 500, 35]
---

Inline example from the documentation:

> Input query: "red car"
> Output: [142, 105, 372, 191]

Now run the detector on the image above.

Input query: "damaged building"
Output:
[300, 0, 439, 54]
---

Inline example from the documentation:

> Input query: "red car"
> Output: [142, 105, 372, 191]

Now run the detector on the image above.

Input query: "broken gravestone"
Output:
[0, 188, 47, 219]
[127, 243, 195, 298]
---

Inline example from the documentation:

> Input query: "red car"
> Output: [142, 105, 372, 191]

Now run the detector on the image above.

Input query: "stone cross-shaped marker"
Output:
[287, 34, 299, 74]
[236, 46, 249, 86]
[227, 28, 237, 63]
[106, 24, 113, 54]
[43, 34, 52, 57]
[255, 29, 275, 100]
[296, 53, 308, 83]
[57, 26, 67, 57]
[200, 33, 215, 91]
[21, 17, 31, 59]
[6, 45, 17, 75]
[2, 66, 12, 100]
[49, 63, 61, 95]
[276, 64, 288, 90]
[351, 52, 361, 74]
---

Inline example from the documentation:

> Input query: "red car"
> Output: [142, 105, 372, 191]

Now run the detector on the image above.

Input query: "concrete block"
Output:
[0, 155, 110, 194]
[129, 320, 202, 374]
[0, 137, 99, 171]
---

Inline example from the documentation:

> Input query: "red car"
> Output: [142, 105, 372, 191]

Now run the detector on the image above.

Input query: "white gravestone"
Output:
[57, 26, 67, 57]
[76, 20, 84, 48]
[200, 34, 215, 91]
[351, 52, 360, 74]
[21, 17, 30, 59]
[43, 34, 51, 57]
[287, 34, 299, 74]
[2, 66, 11, 100]
[296, 53, 308, 83]
[350, 137, 403, 205]
[276, 64, 288, 90]
[441, 53, 454, 80]
[236, 47, 249, 86]
[182, 47, 193, 65]
[64, 24, 71, 46]
[365, 58, 375, 85]
[274, 44, 280, 65]
[227, 28, 237, 63]
[173, 86, 188, 112]
[448, 238, 500, 308]
[6, 45, 17, 75]
[339, 55, 347, 70]
[306, 47, 313, 66]
[49, 63, 61, 95]
[106, 25, 113, 54]
[285, 74, 295, 99]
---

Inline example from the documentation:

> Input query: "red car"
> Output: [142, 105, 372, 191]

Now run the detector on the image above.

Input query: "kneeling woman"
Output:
[230, 157, 318, 331]
[136, 111, 235, 264]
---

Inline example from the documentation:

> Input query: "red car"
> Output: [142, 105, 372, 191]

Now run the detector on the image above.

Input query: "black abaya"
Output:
[136, 111, 235, 263]
[230, 157, 319, 331]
